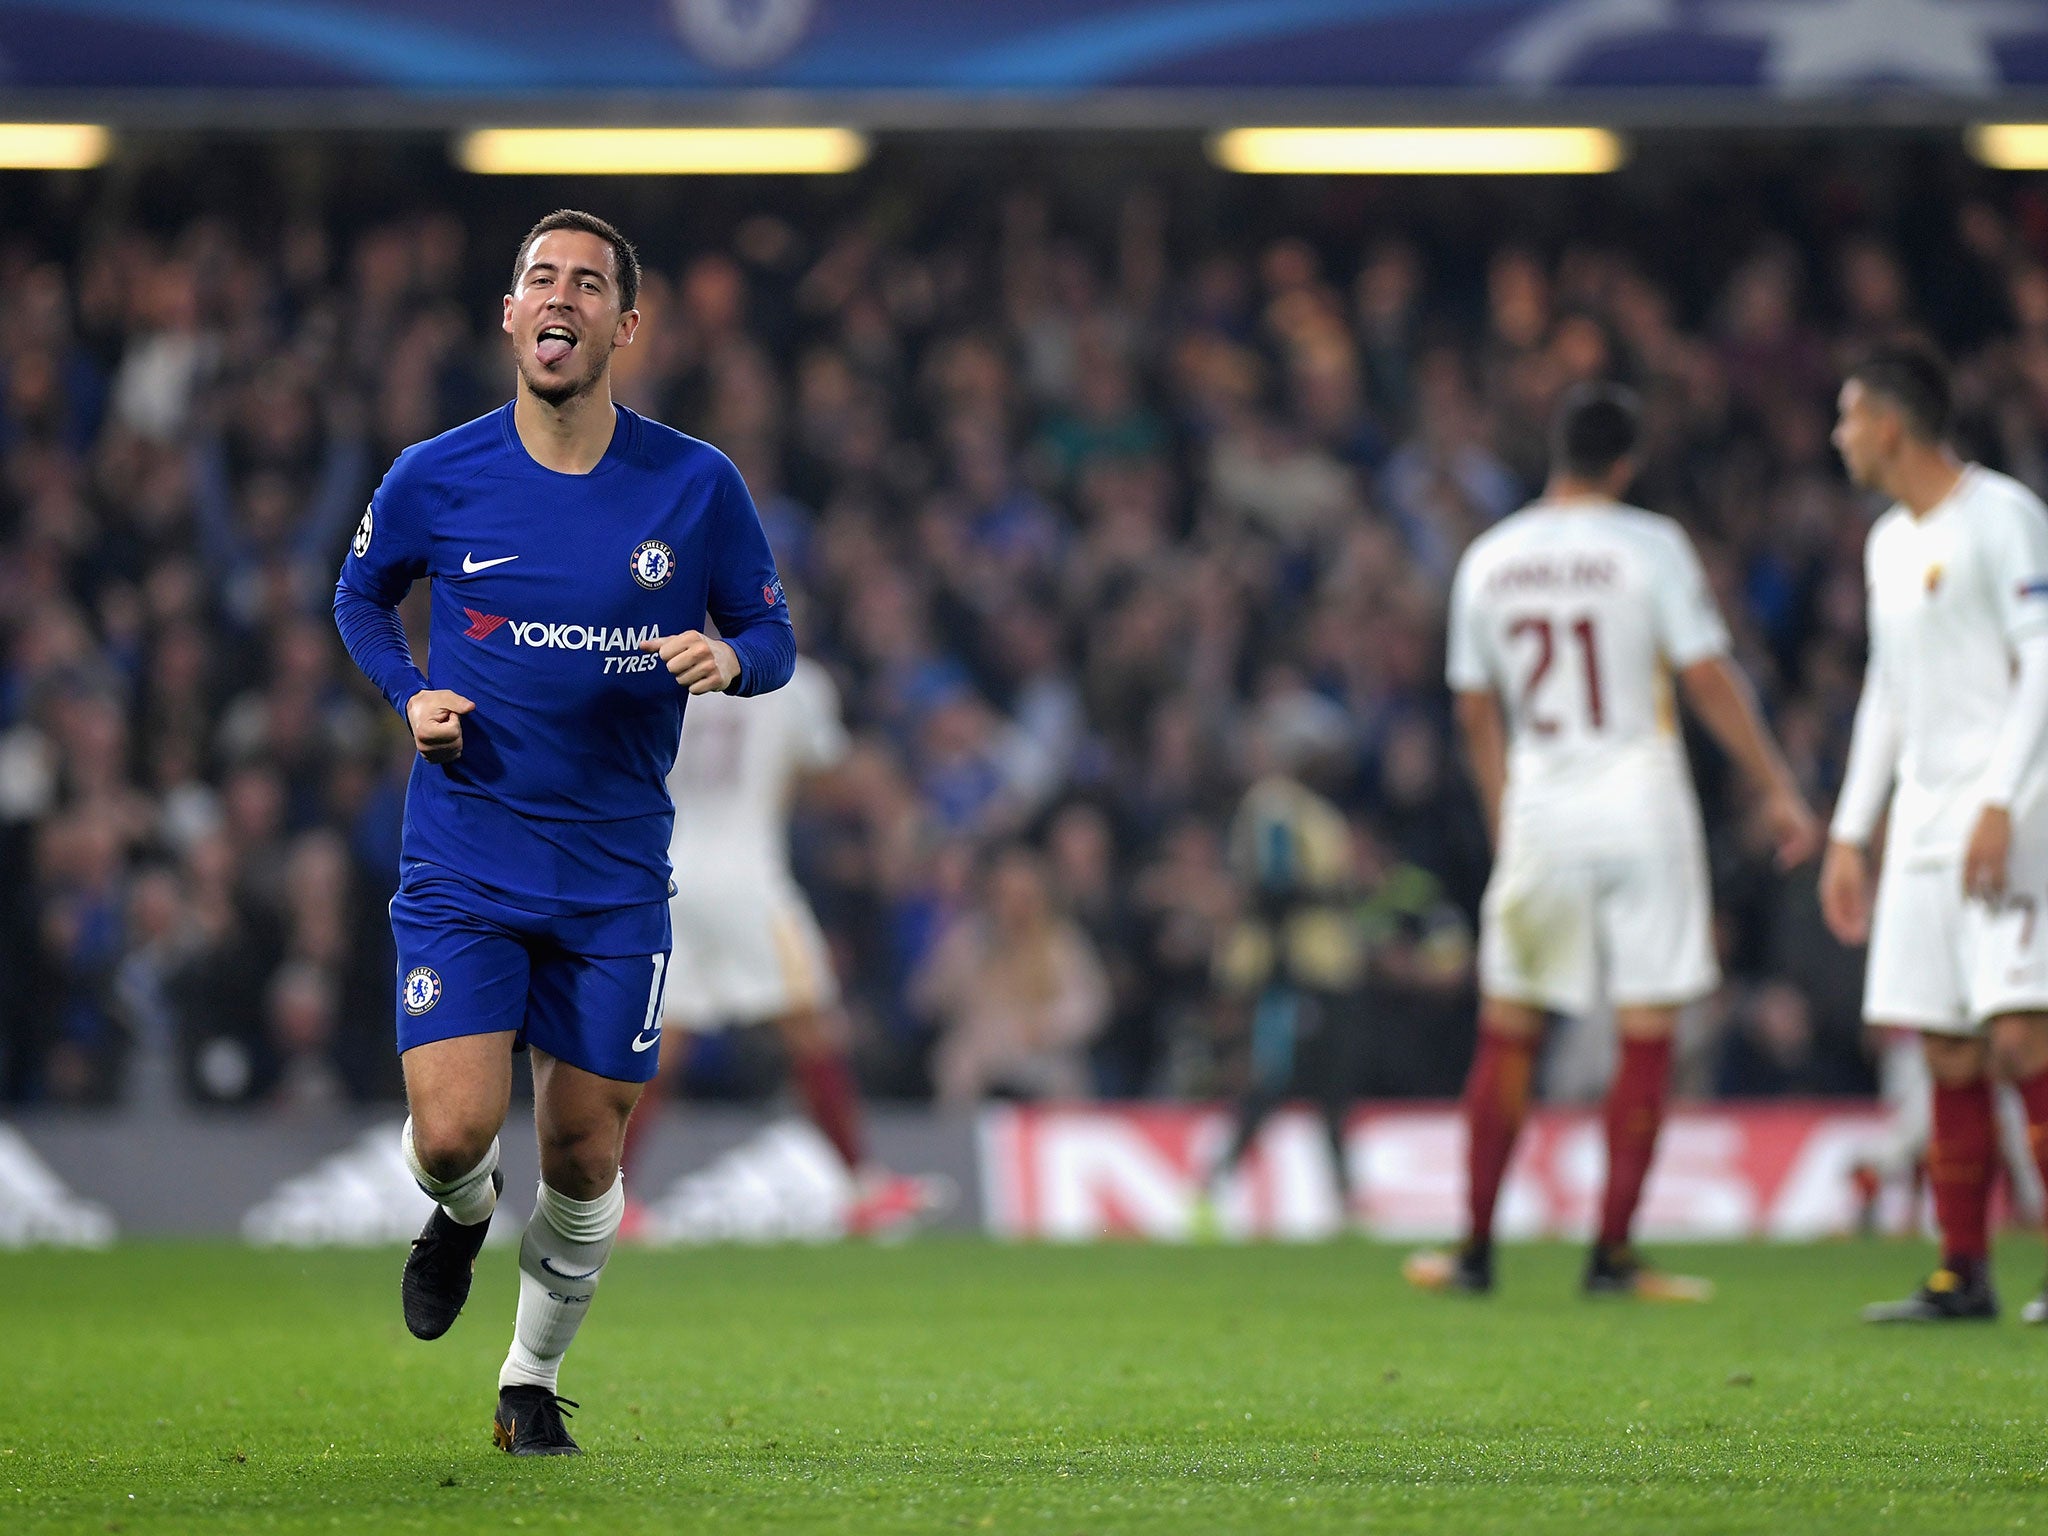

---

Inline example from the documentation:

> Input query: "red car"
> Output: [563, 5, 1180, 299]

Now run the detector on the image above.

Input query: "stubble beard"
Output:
[518, 337, 612, 409]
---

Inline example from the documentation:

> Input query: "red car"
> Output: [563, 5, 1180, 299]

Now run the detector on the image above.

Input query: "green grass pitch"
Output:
[6, 1238, 2048, 1534]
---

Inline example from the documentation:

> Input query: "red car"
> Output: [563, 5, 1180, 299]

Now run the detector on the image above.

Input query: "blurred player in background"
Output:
[622, 649, 947, 1238]
[1199, 733, 1367, 1225]
[334, 210, 794, 1454]
[1822, 343, 2048, 1323]
[1845, 1027, 2044, 1238]
[1406, 384, 1819, 1299]
[1845, 1026, 1933, 1232]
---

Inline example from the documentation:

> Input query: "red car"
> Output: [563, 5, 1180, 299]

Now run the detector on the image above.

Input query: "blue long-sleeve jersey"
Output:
[334, 402, 796, 916]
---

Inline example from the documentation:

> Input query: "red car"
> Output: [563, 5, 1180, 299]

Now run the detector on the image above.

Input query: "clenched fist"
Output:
[638, 630, 740, 695]
[406, 689, 475, 764]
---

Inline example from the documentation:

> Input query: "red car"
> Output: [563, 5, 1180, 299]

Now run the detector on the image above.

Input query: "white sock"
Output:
[401, 1118, 500, 1227]
[499, 1175, 625, 1393]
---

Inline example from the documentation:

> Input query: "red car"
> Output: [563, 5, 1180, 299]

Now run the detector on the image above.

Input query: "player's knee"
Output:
[537, 1125, 623, 1200]
[1614, 1005, 1678, 1042]
[780, 1008, 846, 1059]
[408, 1116, 496, 1182]
[1478, 999, 1541, 1040]
[1987, 1014, 2048, 1080]
[1922, 1033, 1987, 1087]
[780, 1017, 825, 1060]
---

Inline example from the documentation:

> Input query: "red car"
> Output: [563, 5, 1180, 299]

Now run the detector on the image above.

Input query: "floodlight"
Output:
[1209, 127, 1625, 176]
[455, 127, 869, 176]
[1969, 124, 2048, 170]
[0, 124, 110, 170]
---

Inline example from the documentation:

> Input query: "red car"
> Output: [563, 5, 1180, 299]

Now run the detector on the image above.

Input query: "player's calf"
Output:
[400, 1120, 504, 1340]
[499, 1173, 626, 1397]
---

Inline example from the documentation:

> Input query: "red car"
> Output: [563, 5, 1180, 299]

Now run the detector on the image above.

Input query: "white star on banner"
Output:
[1708, 0, 2045, 93]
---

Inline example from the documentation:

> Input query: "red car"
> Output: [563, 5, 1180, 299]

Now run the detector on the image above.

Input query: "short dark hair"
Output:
[510, 209, 640, 312]
[1550, 382, 1643, 479]
[1847, 339, 1951, 442]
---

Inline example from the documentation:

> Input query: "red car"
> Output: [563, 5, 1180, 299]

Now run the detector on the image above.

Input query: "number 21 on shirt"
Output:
[1507, 614, 1604, 735]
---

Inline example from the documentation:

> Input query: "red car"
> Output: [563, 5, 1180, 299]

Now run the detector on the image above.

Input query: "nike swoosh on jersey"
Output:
[462, 552, 519, 573]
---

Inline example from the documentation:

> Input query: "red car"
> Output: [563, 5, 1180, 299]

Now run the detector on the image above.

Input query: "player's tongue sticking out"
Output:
[536, 328, 575, 366]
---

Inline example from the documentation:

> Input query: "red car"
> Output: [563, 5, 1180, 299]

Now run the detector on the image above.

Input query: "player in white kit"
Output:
[666, 654, 848, 1037]
[1406, 384, 1819, 1299]
[1820, 343, 2048, 1323]
[621, 655, 943, 1237]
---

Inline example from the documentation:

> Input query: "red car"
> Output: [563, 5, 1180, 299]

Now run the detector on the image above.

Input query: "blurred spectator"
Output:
[913, 845, 1110, 1105]
[1351, 821, 1477, 1098]
[14, 141, 2041, 1110]
[1130, 818, 1239, 1094]
[1043, 800, 1147, 1094]
[268, 959, 343, 1111]
[35, 810, 130, 1102]
[165, 830, 280, 1104]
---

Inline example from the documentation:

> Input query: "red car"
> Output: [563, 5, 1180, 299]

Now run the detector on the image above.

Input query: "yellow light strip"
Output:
[1210, 126, 1625, 176]
[456, 127, 868, 176]
[1969, 123, 2048, 169]
[0, 124, 110, 170]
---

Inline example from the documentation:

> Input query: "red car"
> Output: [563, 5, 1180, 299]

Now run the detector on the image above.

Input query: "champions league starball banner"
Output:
[0, 1100, 1923, 1244]
[10, 0, 2048, 97]
[979, 1102, 1913, 1243]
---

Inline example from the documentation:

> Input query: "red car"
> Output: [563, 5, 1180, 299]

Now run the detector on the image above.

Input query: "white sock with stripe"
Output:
[498, 1174, 626, 1393]
[401, 1118, 500, 1227]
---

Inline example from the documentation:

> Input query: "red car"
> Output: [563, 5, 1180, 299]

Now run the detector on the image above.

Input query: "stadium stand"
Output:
[0, 138, 2024, 1110]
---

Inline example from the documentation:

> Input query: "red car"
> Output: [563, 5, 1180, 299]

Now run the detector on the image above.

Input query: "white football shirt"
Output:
[1446, 498, 1730, 853]
[1859, 465, 2048, 861]
[667, 655, 849, 886]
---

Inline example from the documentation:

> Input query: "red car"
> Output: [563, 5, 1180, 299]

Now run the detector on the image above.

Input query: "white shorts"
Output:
[663, 879, 840, 1031]
[1477, 835, 1718, 1017]
[1864, 832, 2048, 1034]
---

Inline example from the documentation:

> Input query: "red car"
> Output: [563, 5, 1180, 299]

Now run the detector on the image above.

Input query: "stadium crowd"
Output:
[2, 143, 2036, 1112]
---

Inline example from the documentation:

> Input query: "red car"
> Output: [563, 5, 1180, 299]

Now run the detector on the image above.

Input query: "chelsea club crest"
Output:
[631, 539, 675, 590]
[402, 966, 442, 1016]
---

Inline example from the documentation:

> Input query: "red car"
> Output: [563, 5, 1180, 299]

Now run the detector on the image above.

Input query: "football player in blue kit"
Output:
[333, 209, 794, 1455]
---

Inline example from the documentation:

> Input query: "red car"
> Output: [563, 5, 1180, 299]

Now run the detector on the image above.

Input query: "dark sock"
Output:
[792, 1049, 865, 1170]
[1930, 1076, 1995, 1273]
[1216, 1088, 1281, 1187]
[1598, 1036, 1673, 1250]
[1463, 1029, 1536, 1245]
[1321, 1096, 1353, 1206]
[2012, 1066, 2048, 1243]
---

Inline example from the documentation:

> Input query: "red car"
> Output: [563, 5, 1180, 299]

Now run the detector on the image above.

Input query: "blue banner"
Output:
[8, 0, 2048, 95]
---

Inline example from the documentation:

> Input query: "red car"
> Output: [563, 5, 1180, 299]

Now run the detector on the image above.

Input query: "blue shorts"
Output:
[389, 862, 673, 1083]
